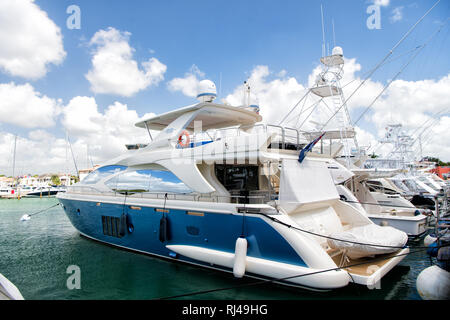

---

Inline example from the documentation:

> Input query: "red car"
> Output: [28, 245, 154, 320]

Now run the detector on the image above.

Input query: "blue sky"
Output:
[0, 0, 449, 174]
[3, 0, 449, 113]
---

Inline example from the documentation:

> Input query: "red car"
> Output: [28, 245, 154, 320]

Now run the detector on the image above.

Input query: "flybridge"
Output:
[135, 102, 262, 131]
[129, 101, 347, 158]
[134, 102, 267, 151]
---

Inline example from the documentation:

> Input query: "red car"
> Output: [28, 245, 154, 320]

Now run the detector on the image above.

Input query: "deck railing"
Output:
[183, 123, 310, 151]
[66, 185, 275, 205]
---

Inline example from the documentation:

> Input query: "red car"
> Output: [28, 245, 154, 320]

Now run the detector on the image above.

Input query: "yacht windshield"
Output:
[105, 169, 193, 194]
[82, 165, 127, 184]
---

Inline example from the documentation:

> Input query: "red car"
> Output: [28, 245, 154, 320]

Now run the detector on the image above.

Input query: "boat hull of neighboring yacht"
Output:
[342, 176, 429, 238]
[24, 187, 65, 198]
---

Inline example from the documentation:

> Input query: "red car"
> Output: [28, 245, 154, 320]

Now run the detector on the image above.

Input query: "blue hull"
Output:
[58, 197, 308, 283]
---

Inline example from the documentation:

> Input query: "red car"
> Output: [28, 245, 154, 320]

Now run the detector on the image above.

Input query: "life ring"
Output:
[178, 130, 191, 148]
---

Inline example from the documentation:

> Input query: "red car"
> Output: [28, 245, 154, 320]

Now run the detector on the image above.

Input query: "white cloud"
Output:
[222, 58, 450, 160]
[224, 65, 307, 125]
[0, 0, 66, 79]
[61, 96, 103, 135]
[61, 97, 154, 164]
[390, 7, 404, 23]
[0, 131, 70, 176]
[367, 75, 450, 132]
[167, 64, 205, 97]
[372, 0, 390, 7]
[0, 82, 61, 128]
[86, 27, 167, 97]
[0, 98, 156, 175]
[222, 59, 382, 131]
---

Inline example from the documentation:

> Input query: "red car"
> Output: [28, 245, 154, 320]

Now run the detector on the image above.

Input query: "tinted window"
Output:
[82, 165, 127, 184]
[105, 169, 193, 194]
[215, 165, 259, 191]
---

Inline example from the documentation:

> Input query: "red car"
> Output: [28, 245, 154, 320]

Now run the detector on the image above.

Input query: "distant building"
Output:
[18, 174, 77, 187]
[19, 175, 39, 187]
[0, 176, 14, 187]
[78, 165, 100, 182]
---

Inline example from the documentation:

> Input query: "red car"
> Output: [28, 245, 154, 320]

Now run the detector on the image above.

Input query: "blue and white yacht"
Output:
[57, 81, 409, 291]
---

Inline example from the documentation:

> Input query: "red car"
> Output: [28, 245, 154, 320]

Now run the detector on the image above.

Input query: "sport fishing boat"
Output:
[342, 171, 429, 238]
[282, 45, 428, 239]
[57, 80, 409, 291]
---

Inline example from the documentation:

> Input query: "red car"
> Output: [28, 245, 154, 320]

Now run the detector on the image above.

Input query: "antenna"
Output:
[65, 130, 71, 178]
[332, 18, 336, 47]
[243, 80, 251, 106]
[67, 133, 79, 179]
[321, 4, 326, 57]
[12, 135, 17, 182]
[219, 72, 222, 98]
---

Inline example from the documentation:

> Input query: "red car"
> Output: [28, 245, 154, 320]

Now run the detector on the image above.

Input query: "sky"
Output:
[0, 0, 449, 176]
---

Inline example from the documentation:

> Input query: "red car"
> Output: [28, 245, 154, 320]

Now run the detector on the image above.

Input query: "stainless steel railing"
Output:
[182, 123, 310, 151]
[66, 185, 274, 204]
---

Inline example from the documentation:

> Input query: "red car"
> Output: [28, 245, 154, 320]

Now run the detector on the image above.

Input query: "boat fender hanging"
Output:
[159, 216, 170, 242]
[119, 213, 127, 237]
[126, 213, 134, 233]
[233, 237, 248, 278]
[178, 130, 190, 148]
[416, 265, 450, 300]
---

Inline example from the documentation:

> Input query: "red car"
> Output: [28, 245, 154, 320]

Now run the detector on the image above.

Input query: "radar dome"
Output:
[196, 80, 217, 102]
[332, 46, 343, 56]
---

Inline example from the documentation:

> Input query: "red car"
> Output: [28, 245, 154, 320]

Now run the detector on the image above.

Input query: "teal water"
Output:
[0, 198, 430, 300]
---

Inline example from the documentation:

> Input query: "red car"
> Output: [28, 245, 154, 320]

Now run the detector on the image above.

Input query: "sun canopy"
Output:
[135, 102, 262, 131]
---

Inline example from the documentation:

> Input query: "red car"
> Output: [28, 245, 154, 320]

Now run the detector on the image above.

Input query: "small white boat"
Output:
[0, 187, 18, 199]
[23, 186, 65, 197]
[0, 273, 24, 300]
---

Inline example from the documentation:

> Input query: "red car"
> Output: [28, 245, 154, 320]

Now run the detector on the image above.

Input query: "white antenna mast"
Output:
[332, 18, 336, 47]
[219, 72, 222, 98]
[321, 4, 326, 57]
[65, 130, 69, 176]
[243, 80, 251, 107]
[12, 135, 17, 182]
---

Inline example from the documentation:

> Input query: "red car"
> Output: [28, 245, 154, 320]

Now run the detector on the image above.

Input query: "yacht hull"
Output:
[24, 190, 59, 197]
[57, 195, 351, 290]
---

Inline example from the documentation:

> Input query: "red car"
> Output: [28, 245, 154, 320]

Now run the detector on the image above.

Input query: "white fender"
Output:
[233, 237, 247, 278]
[423, 234, 436, 247]
[416, 265, 450, 300]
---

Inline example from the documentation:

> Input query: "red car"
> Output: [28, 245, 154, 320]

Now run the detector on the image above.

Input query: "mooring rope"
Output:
[27, 203, 60, 217]
[251, 211, 437, 250]
[152, 246, 446, 300]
